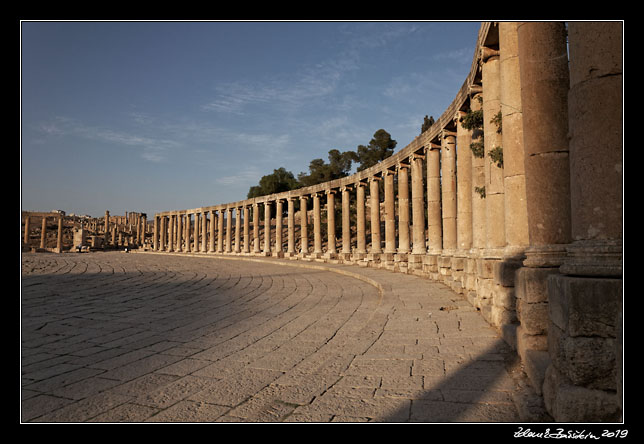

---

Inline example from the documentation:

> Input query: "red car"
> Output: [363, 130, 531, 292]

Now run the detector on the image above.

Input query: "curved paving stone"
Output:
[21, 251, 524, 423]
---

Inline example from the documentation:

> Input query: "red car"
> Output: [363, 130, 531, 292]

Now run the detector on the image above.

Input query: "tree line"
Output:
[247, 128, 398, 199]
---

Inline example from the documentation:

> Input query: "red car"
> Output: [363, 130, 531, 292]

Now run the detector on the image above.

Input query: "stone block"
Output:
[516, 326, 547, 358]
[548, 322, 616, 390]
[493, 259, 522, 287]
[542, 365, 620, 422]
[492, 286, 515, 310]
[522, 349, 550, 395]
[548, 274, 621, 337]
[515, 267, 558, 303]
[516, 299, 549, 335]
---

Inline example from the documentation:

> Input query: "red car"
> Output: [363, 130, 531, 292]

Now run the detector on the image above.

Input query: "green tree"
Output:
[247, 167, 300, 199]
[355, 129, 397, 172]
[298, 149, 358, 187]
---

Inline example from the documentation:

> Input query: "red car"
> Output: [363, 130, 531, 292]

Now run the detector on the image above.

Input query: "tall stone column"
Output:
[253, 203, 260, 253]
[192, 212, 199, 252]
[410, 153, 425, 255]
[514, 21, 572, 404]
[397, 163, 410, 254]
[208, 210, 215, 252]
[426, 143, 442, 253]
[341, 186, 352, 256]
[543, 21, 623, 423]
[326, 190, 337, 256]
[226, 208, 233, 253]
[369, 177, 382, 254]
[383, 170, 396, 254]
[177, 214, 183, 253]
[287, 198, 295, 255]
[56, 215, 63, 252]
[300, 195, 309, 255]
[168, 215, 175, 252]
[313, 193, 322, 256]
[355, 182, 367, 255]
[456, 112, 473, 252]
[104, 211, 110, 246]
[275, 199, 283, 254]
[153, 215, 159, 251]
[218, 209, 225, 253]
[160, 216, 167, 252]
[39, 216, 47, 249]
[481, 45, 506, 255]
[470, 87, 487, 252]
[182, 215, 189, 252]
[264, 202, 272, 255]
[235, 207, 242, 253]
[200, 212, 207, 252]
[441, 130, 457, 252]
[243, 205, 250, 253]
[499, 22, 529, 257]
[24, 216, 30, 246]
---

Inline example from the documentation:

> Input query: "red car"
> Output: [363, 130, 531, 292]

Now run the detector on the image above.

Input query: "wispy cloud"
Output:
[34, 116, 179, 163]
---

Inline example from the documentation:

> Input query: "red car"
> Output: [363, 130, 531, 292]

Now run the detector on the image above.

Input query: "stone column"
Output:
[192, 212, 199, 252]
[313, 193, 322, 256]
[518, 22, 571, 259]
[40, 216, 47, 249]
[470, 87, 487, 252]
[235, 207, 242, 253]
[456, 111, 473, 252]
[326, 190, 337, 256]
[218, 209, 225, 253]
[160, 216, 166, 252]
[397, 163, 410, 254]
[104, 211, 110, 246]
[287, 198, 295, 255]
[56, 215, 63, 252]
[411, 153, 425, 255]
[168, 215, 175, 252]
[177, 214, 183, 253]
[441, 131, 457, 252]
[201, 211, 208, 253]
[23, 216, 30, 246]
[514, 21, 572, 403]
[383, 170, 396, 254]
[499, 21, 529, 256]
[207, 210, 214, 252]
[243, 205, 251, 253]
[275, 199, 283, 254]
[369, 177, 382, 254]
[226, 208, 232, 253]
[426, 143, 442, 253]
[299, 195, 309, 255]
[543, 21, 623, 423]
[355, 182, 367, 255]
[481, 45, 506, 255]
[253, 203, 260, 253]
[264, 202, 271, 255]
[341, 186, 352, 256]
[185, 214, 191, 252]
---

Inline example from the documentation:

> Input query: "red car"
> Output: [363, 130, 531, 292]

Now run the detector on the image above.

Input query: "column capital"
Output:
[325, 188, 338, 195]
[409, 152, 425, 161]
[441, 129, 457, 139]
[480, 45, 500, 63]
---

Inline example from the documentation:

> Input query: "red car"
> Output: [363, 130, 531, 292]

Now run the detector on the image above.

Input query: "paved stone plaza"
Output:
[20, 251, 534, 423]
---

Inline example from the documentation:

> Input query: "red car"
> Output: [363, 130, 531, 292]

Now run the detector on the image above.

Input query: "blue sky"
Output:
[21, 21, 481, 218]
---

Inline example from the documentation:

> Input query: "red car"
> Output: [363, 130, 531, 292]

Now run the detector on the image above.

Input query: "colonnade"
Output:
[152, 22, 622, 422]
[22, 212, 64, 253]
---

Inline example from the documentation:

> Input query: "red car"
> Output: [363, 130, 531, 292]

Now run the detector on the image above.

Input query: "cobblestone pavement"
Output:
[21, 251, 526, 423]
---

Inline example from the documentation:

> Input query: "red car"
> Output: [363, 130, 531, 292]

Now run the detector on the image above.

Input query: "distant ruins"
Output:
[21, 210, 148, 252]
